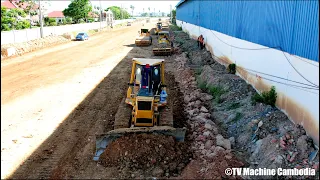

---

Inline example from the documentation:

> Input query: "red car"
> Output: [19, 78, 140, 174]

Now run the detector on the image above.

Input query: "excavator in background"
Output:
[153, 31, 173, 56]
[135, 29, 152, 46]
[93, 58, 186, 161]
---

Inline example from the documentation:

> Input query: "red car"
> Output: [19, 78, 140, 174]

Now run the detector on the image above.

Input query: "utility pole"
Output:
[99, 0, 102, 30]
[121, 4, 123, 19]
[170, 5, 172, 23]
[39, 0, 43, 38]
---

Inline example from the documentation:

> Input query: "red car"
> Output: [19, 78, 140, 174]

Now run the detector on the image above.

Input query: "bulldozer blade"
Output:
[152, 48, 172, 56]
[93, 126, 186, 161]
[135, 41, 151, 46]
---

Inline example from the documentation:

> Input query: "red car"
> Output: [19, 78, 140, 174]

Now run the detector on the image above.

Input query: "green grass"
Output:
[196, 78, 207, 91]
[208, 85, 225, 103]
[231, 112, 243, 122]
[195, 68, 202, 75]
[227, 102, 241, 110]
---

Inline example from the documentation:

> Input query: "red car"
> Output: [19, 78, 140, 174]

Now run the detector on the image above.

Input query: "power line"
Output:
[179, 19, 319, 88]
[204, 28, 319, 88]
[243, 67, 319, 88]
[281, 50, 319, 88]
[211, 54, 319, 93]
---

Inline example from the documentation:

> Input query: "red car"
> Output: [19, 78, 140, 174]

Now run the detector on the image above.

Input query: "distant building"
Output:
[101, 9, 114, 26]
[47, 11, 65, 24]
[88, 12, 99, 22]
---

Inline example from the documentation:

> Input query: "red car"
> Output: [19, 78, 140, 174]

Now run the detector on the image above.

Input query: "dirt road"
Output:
[1, 22, 156, 179]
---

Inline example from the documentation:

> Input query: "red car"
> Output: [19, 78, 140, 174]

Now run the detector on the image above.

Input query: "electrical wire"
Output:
[281, 49, 319, 88]
[243, 67, 319, 88]
[205, 27, 319, 88]
[207, 50, 319, 91]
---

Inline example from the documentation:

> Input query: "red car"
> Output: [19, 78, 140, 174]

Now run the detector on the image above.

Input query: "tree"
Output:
[172, 9, 176, 19]
[106, 6, 130, 20]
[1, 6, 30, 31]
[148, 7, 150, 16]
[65, 17, 72, 24]
[63, 0, 92, 23]
[141, 13, 148, 17]
[130, 5, 134, 17]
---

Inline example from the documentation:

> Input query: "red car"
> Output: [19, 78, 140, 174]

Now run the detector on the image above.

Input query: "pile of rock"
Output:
[172, 52, 244, 173]
[1, 35, 70, 58]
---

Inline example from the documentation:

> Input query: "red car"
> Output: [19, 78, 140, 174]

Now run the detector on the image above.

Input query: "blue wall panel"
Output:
[176, 0, 319, 62]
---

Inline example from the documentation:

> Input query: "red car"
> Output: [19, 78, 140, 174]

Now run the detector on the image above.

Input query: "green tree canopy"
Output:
[172, 9, 176, 19]
[63, 0, 92, 22]
[1, 6, 30, 31]
[106, 6, 130, 20]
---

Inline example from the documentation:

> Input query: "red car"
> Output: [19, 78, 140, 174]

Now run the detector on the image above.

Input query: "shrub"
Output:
[66, 17, 72, 24]
[196, 78, 207, 91]
[227, 63, 236, 74]
[62, 18, 67, 25]
[227, 102, 241, 110]
[232, 112, 243, 122]
[15, 20, 30, 30]
[208, 85, 225, 103]
[49, 21, 57, 26]
[251, 86, 277, 107]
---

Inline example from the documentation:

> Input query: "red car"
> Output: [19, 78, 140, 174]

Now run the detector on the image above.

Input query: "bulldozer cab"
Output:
[139, 28, 150, 37]
[158, 31, 170, 44]
[126, 58, 166, 106]
[141, 28, 149, 34]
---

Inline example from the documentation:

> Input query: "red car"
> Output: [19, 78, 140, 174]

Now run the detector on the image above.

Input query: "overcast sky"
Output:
[42, 0, 179, 14]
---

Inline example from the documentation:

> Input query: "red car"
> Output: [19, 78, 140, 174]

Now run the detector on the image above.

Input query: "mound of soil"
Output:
[100, 134, 192, 178]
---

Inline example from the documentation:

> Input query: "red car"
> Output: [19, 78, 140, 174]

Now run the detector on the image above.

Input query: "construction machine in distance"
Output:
[155, 22, 163, 35]
[135, 29, 152, 46]
[93, 58, 186, 161]
[153, 31, 174, 56]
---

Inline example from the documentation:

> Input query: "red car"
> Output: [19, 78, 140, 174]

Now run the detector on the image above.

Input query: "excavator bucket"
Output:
[93, 126, 186, 161]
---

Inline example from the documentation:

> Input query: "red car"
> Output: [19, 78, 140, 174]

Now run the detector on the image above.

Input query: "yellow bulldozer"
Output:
[135, 29, 152, 46]
[93, 58, 186, 161]
[153, 31, 174, 56]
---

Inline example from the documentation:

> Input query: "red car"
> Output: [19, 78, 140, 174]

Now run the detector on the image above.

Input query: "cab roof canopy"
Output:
[133, 58, 164, 66]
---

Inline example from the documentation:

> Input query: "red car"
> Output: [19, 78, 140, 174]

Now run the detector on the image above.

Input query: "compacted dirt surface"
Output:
[2, 20, 319, 179]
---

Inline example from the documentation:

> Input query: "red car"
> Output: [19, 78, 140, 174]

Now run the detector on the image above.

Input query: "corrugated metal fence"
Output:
[176, 1, 319, 62]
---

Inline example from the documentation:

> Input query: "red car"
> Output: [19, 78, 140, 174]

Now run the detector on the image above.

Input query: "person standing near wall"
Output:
[197, 35, 205, 49]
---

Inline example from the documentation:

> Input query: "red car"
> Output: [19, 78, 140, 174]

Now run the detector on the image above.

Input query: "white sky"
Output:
[42, 0, 179, 15]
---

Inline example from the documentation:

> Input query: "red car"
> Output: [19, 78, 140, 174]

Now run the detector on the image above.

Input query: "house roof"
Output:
[47, 11, 65, 18]
[1, 0, 39, 10]
[88, 12, 99, 18]
[1, 1, 17, 9]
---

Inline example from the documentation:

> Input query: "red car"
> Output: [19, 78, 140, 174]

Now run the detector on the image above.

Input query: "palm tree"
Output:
[148, 7, 150, 17]
[130, 5, 134, 17]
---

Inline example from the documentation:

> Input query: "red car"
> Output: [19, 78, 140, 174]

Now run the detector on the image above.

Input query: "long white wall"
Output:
[1, 20, 129, 45]
[176, 20, 319, 146]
